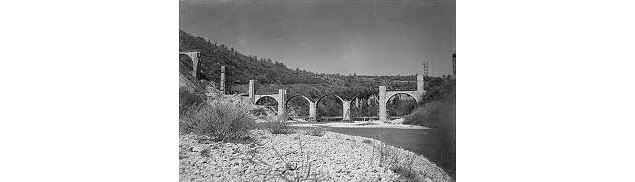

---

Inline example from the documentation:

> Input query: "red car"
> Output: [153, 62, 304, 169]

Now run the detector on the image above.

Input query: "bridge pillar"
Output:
[417, 74, 424, 92]
[342, 100, 351, 121]
[277, 89, 287, 117]
[192, 56, 199, 79]
[379, 86, 388, 121]
[248, 80, 255, 103]
[309, 102, 317, 121]
[220, 66, 226, 94]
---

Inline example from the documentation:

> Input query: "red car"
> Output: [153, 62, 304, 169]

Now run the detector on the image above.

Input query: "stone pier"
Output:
[220, 66, 226, 94]
[248, 80, 255, 102]
[417, 74, 424, 91]
[378, 86, 387, 121]
[277, 89, 287, 116]
[342, 100, 351, 121]
[309, 102, 317, 121]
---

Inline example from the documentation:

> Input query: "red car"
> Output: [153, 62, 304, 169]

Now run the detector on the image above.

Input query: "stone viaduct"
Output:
[248, 74, 426, 121]
[180, 51, 426, 121]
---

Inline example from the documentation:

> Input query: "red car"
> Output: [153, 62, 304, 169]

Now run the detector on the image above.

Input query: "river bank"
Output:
[180, 129, 452, 182]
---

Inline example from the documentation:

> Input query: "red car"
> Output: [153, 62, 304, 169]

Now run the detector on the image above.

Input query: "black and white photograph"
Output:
[4, 0, 635, 182]
[179, 0, 455, 181]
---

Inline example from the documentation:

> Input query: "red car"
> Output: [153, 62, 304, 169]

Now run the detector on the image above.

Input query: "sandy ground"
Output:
[288, 120, 431, 130]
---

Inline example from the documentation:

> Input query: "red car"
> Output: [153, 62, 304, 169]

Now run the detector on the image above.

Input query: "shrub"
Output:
[402, 101, 443, 127]
[390, 165, 417, 181]
[305, 127, 326, 137]
[403, 93, 456, 177]
[179, 100, 256, 142]
[261, 114, 294, 134]
[247, 135, 325, 181]
[373, 143, 423, 181]
[362, 139, 373, 145]
[200, 148, 211, 157]
[180, 86, 205, 114]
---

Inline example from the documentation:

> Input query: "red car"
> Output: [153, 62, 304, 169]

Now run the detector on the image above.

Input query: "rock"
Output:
[191, 145, 207, 152]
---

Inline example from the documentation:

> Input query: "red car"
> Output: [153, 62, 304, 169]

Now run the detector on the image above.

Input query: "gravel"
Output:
[180, 130, 452, 182]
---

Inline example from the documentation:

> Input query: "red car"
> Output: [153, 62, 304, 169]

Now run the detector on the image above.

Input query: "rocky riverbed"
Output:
[180, 129, 452, 182]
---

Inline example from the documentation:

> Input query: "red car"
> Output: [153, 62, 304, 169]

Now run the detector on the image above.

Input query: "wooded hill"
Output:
[179, 29, 450, 102]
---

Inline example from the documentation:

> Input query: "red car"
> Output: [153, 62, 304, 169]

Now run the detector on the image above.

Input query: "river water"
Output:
[293, 125, 455, 177]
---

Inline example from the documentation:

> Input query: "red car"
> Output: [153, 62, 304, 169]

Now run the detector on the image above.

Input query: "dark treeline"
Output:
[180, 30, 453, 119]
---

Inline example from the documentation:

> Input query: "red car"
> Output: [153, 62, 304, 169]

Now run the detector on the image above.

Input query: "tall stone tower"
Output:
[452, 53, 456, 78]
[220, 66, 226, 94]
[423, 61, 429, 77]
[248, 80, 255, 102]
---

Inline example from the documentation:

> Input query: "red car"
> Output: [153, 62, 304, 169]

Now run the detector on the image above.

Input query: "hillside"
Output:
[179, 30, 324, 86]
[179, 30, 427, 98]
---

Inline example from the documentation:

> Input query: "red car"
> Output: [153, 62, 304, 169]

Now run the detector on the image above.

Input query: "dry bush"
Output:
[372, 136, 434, 182]
[403, 98, 456, 176]
[361, 139, 373, 145]
[402, 101, 443, 128]
[179, 86, 205, 114]
[261, 113, 295, 134]
[304, 127, 326, 137]
[248, 135, 324, 182]
[179, 100, 256, 142]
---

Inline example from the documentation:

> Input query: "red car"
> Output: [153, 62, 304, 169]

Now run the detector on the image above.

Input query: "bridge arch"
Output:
[315, 95, 345, 105]
[255, 96, 279, 106]
[315, 95, 345, 121]
[285, 94, 313, 106]
[384, 92, 418, 118]
[179, 51, 200, 79]
[284, 94, 313, 120]
[350, 94, 379, 120]
[349, 93, 378, 103]
[384, 92, 420, 106]
[349, 93, 364, 102]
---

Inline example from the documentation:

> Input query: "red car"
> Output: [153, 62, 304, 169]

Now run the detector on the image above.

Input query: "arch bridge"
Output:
[248, 74, 426, 121]
[181, 51, 427, 122]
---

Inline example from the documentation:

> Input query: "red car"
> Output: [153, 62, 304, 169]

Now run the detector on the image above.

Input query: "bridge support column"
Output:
[249, 80, 255, 103]
[417, 74, 424, 92]
[220, 66, 226, 94]
[309, 102, 317, 121]
[277, 89, 287, 117]
[342, 100, 351, 121]
[379, 86, 388, 121]
[192, 58, 199, 79]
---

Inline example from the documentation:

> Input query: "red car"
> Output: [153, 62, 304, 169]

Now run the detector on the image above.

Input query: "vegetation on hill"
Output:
[403, 77, 456, 176]
[180, 29, 454, 119]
